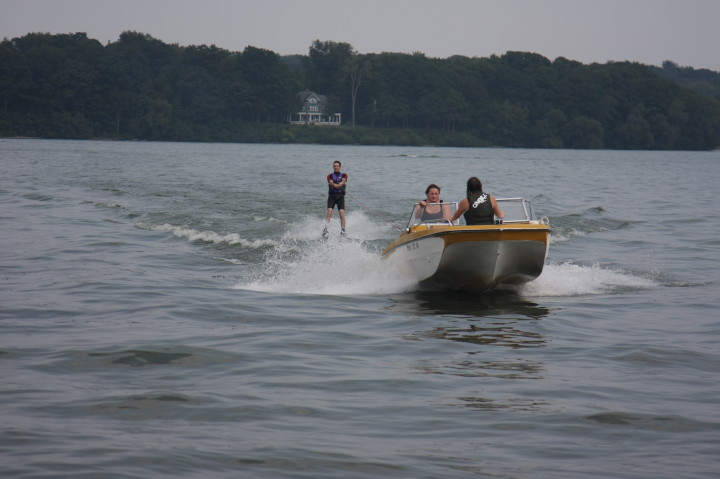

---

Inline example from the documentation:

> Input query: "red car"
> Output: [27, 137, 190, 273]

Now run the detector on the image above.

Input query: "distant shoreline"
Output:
[4, 134, 717, 152]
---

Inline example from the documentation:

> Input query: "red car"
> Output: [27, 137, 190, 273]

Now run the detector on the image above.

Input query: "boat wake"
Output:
[280, 211, 393, 243]
[235, 235, 417, 295]
[135, 221, 276, 249]
[235, 212, 416, 295]
[549, 208, 638, 244]
[136, 215, 659, 298]
[513, 262, 658, 297]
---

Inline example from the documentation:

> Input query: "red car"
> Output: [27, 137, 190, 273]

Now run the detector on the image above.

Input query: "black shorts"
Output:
[327, 193, 345, 210]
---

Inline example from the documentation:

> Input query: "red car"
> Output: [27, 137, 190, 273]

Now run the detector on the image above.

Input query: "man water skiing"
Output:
[323, 160, 347, 238]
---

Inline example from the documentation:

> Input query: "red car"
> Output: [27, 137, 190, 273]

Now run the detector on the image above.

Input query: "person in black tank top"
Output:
[450, 177, 504, 225]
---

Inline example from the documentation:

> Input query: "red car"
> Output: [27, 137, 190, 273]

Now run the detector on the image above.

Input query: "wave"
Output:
[234, 212, 408, 294]
[82, 200, 124, 209]
[233, 209, 660, 297]
[134, 222, 277, 249]
[235, 234, 417, 295]
[282, 211, 397, 243]
[134, 210, 395, 254]
[514, 262, 658, 297]
[549, 208, 638, 244]
[253, 215, 285, 223]
[136, 214, 659, 298]
[390, 153, 441, 159]
[239, 255, 658, 298]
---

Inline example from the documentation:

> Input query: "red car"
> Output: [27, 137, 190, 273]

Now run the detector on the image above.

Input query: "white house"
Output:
[288, 90, 341, 126]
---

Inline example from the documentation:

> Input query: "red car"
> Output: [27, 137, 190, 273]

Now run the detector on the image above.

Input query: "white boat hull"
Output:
[382, 224, 550, 293]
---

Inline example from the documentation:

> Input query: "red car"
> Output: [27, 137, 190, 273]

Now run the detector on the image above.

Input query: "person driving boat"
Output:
[450, 176, 504, 225]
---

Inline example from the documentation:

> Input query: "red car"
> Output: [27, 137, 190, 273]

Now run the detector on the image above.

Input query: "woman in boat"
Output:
[450, 177, 504, 225]
[417, 184, 452, 222]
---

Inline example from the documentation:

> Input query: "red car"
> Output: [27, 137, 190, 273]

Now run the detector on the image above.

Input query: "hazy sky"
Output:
[2, 0, 719, 71]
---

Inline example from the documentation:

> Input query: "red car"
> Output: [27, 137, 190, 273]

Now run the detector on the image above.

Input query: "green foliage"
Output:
[1, 33, 718, 150]
[0, 32, 301, 141]
[652, 61, 720, 101]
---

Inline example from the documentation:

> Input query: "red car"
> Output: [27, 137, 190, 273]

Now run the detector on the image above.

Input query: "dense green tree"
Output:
[307, 40, 353, 99]
[237, 46, 301, 123]
[562, 116, 604, 149]
[652, 61, 720, 101]
[1, 32, 718, 149]
[100, 31, 180, 138]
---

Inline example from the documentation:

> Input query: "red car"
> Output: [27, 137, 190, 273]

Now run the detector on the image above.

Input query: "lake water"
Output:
[1, 139, 719, 478]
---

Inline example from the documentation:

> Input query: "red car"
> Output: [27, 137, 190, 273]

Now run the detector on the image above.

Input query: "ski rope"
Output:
[346, 191, 403, 231]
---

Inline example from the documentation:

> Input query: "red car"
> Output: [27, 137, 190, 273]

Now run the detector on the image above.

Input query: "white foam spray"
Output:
[137, 217, 658, 298]
[281, 211, 395, 243]
[516, 262, 658, 297]
[236, 212, 415, 295]
[236, 236, 416, 295]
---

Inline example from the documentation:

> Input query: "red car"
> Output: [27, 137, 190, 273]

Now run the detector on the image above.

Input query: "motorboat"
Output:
[381, 198, 551, 293]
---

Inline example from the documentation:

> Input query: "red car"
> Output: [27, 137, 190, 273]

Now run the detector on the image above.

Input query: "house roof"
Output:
[297, 90, 327, 104]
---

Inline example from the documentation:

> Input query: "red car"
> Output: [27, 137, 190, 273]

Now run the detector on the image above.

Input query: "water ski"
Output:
[321, 226, 347, 240]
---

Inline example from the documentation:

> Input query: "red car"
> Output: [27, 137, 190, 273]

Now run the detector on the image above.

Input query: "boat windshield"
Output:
[406, 198, 538, 229]
[495, 198, 537, 223]
[407, 202, 459, 228]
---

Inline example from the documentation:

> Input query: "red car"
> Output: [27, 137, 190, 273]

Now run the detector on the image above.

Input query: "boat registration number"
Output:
[406, 242, 419, 251]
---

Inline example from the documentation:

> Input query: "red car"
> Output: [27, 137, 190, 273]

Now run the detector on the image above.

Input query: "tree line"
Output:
[1, 32, 719, 150]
